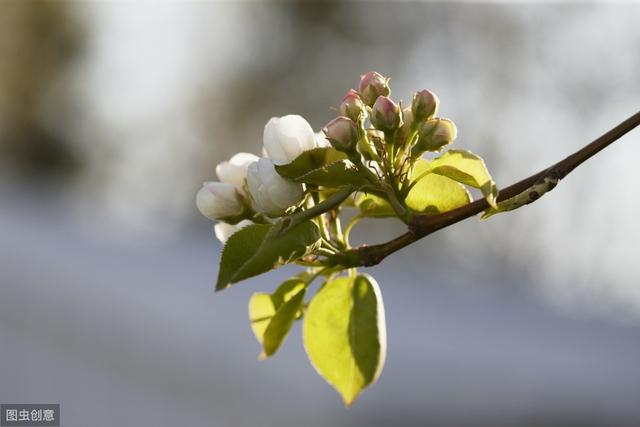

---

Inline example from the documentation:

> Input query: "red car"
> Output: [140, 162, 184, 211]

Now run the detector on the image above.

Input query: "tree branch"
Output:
[337, 110, 640, 268]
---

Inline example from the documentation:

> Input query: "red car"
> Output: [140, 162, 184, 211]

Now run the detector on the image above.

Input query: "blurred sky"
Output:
[1, 2, 640, 427]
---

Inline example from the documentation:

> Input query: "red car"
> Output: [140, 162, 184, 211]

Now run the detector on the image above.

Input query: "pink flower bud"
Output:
[370, 96, 401, 133]
[411, 89, 439, 122]
[323, 116, 359, 153]
[358, 71, 390, 107]
[339, 89, 366, 122]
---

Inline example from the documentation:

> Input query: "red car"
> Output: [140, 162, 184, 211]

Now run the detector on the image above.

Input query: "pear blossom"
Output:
[263, 115, 317, 165]
[196, 182, 244, 220]
[216, 152, 259, 190]
[247, 158, 304, 216]
[214, 219, 253, 244]
[314, 131, 331, 148]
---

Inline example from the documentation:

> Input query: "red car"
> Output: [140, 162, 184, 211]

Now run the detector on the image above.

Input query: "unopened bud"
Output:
[339, 89, 366, 122]
[371, 96, 401, 133]
[411, 89, 439, 122]
[412, 118, 457, 156]
[196, 182, 245, 220]
[358, 71, 390, 107]
[323, 116, 359, 153]
[263, 115, 316, 165]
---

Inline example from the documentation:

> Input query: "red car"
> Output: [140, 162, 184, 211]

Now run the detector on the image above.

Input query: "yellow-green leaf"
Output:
[406, 159, 471, 214]
[428, 149, 498, 208]
[249, 278, 306, 358]
[356, 193, 395, 218]
[303, 274, 386, 406]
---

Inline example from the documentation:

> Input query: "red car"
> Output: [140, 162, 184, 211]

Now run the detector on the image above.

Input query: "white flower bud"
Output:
[215, 152, 259, 190]
[263, 115, 317, 165]
[214, 219, 253, 244]
[196, 182, 244, 220]
[246, 158, 304, 216]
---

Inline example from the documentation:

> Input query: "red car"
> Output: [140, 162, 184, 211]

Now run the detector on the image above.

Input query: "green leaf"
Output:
[275, 147, 367, 187]
[216, 222, 321, 291]
[356, 193, 395, 218]
[428, 149, 498, 208]
[406, 159, 471, 214]
[303, 274, 386, 406]
[249, 278, 306, 358]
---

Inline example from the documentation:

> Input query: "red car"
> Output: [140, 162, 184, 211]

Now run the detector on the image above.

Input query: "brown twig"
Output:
[336, 110, 640, 267]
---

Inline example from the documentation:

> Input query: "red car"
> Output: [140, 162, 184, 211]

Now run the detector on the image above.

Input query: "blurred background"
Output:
[1, 1, 640, 426]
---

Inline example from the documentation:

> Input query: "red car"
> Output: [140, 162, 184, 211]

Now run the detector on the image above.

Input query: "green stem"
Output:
[321, 237, 340, 254]
[351, 155, 380, 184]
[311, 190, 331, 242]
[315, 247, 337, 257]
[329, 212, 345, 248]
[343, 214, 363, 247]
[382, 182, 411, 223]
[357, 120, 380, 162]
[276, 185, 356, 235]
[397, 128, 418, 161]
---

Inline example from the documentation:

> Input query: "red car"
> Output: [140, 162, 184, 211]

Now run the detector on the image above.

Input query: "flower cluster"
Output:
[197, 71, 460, 244]
[197, 71, 497, 406]
[197, 114, 329, 242]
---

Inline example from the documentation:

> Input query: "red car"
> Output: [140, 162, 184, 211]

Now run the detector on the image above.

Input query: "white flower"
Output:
[314, 131, 331, 148]
[196, 182, 244, 220]
[263, 115, 317, 165]
[246, 158, 304, 216]
[216, 152, 259, 191]
[214, 219, 253, 244]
